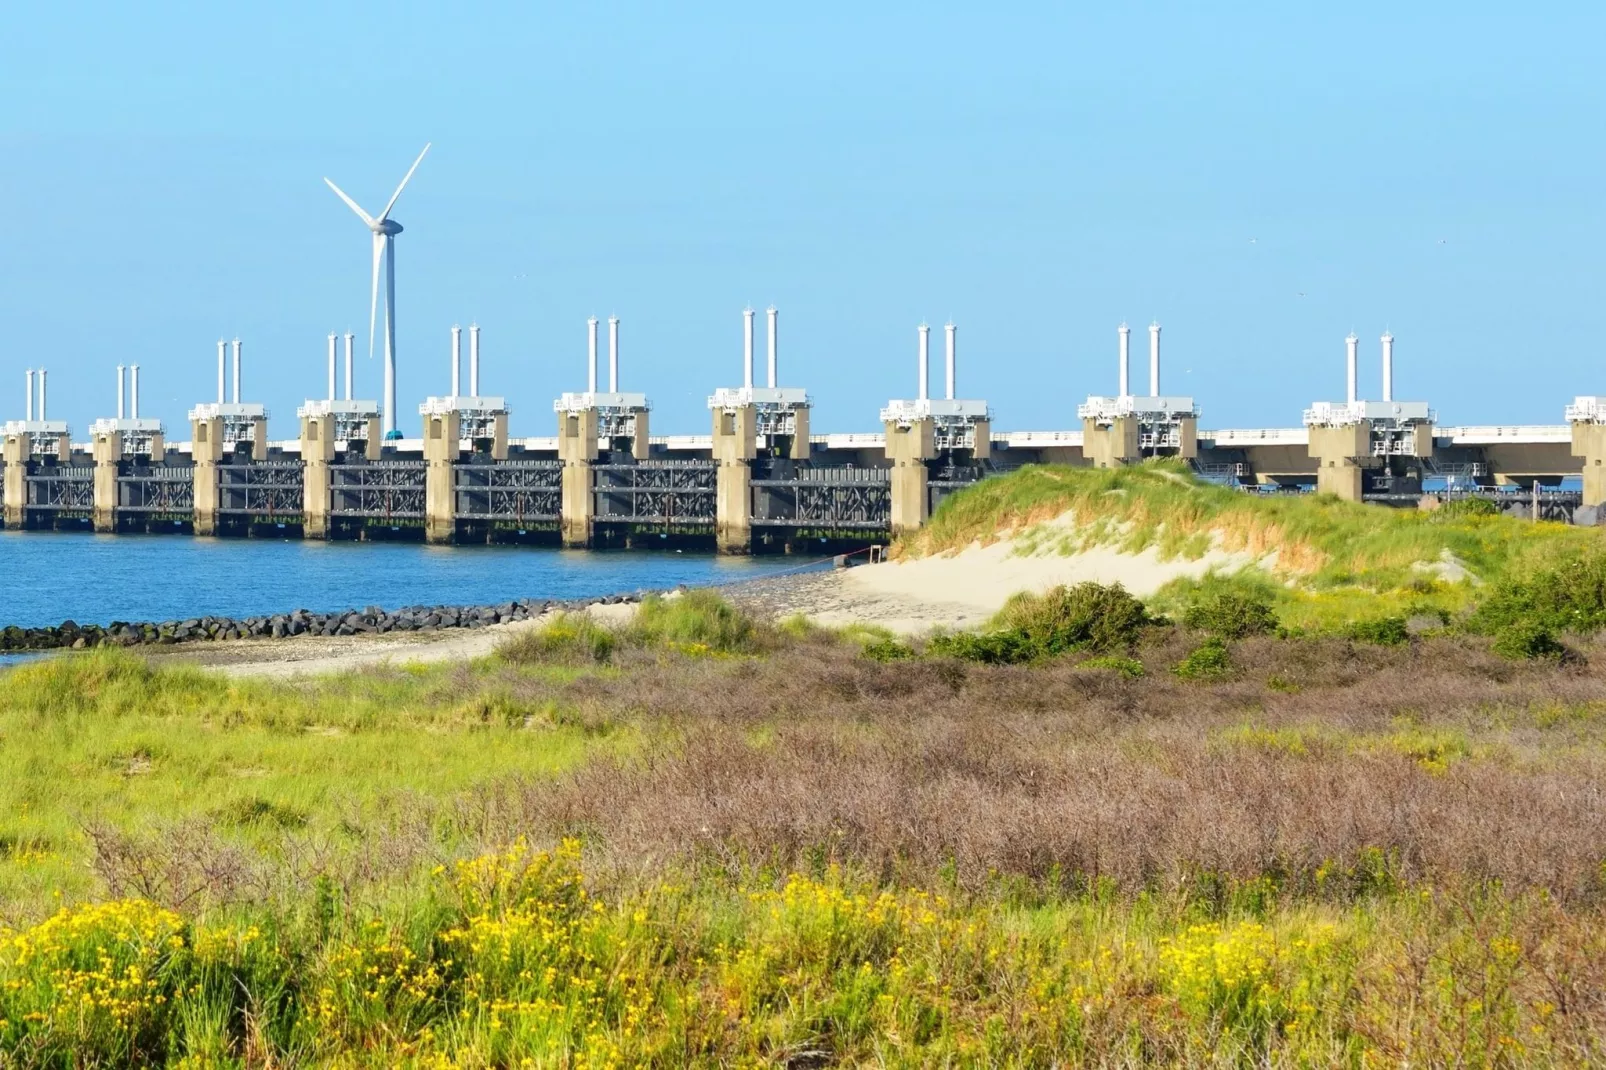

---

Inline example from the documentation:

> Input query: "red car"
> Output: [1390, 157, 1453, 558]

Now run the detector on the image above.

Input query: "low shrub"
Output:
[990, 582, 1151, 655]
[1174, 637, 1233, 680]
[1345, 617, 1409, 646]
[927, 629, 1034, 665]
[1469, 544, 1606, 636]
[1079, 654, 1145, 678]
[1492, 621, 1566, 661]
[498, 612, 617, 665]
[1182, 589, 1279, 639]
[628, 590, 766, 654]
[1431, 496, 1500, 521]
[861, 637, 916, 663]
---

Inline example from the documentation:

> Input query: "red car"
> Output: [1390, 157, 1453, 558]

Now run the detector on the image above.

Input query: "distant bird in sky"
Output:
[1248, 237, 1258, 244]
[1438, 238, 1448, 245]
[1296, 291, 1306, 297]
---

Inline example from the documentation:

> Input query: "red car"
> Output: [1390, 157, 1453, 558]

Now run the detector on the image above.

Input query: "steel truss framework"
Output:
[330, 460, 426, 519]
[595, 461, 716, 524]
[455, 461, 562, 523]
[218, 461, 303, 518]
[25, 464, 94, 512]
[118, 465, 196, 513]
[928, 463, 989, 514]
[752, 467, 891, 529]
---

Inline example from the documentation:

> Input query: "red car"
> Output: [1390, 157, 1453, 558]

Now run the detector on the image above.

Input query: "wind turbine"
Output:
[324, 143, 431, 438]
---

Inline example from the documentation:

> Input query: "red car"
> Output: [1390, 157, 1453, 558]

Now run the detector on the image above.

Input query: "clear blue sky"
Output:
[2, 2, 1602, 437]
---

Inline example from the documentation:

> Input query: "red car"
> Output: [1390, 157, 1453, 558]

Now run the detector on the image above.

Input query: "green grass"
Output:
[912, 463, 1606, 633]
[0, 652, 609, 913]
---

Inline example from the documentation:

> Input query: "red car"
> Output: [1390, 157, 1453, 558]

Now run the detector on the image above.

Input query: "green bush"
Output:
[1173, 637, 1233, 681]
[1468, 545, 1606, 637]
[498, 612, 618, 665]
[1491, 621, 1565, 661]
[1079, 654, 1145, 679]
[926, 630, 1035, 665]
[990, 583, 1151, 655]
[1346, 616, 1409, 646]
[1431, 496, 1500, 521]
[628, 591, 765, 654]
[861, 637, 916, 663]
[927, 583, 1152, 666]
[1182, 589, 1279, 639]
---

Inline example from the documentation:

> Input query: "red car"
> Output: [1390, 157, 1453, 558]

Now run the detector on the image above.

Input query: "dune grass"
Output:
[910, 462, 1606, 632]
[914, 461, 1597, 592]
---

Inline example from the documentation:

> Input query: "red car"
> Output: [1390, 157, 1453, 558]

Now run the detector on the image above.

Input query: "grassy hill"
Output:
[907, 462, 1604, 631]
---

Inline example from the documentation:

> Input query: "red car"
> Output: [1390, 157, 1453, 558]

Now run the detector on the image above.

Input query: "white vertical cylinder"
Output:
[130, 365, 140, 420]
[450, 325, 462, 397]
[1381, 332, 1394, 403]
[1148, 322, 1161, 396]
[39, 369, 46, 421]
[232, 338, 242, 403]
[217, 339, 226, 403]
[944, 322, 956, 400]
[25, 369, 34, 421]
[344, 332, 354, 401]
[587, 317, 599, 394]
[608, 316, 620, 393]
[469, 323, 481, 397]
[766, 306, 778, 389]
[327, 333, 337, 401]
[743, 308, 754, 389]
[1345, 333, 1358, 405]
[917, 324, 930, 402]
[117, 364, 126, 420]
[1118, 323, 1131, 397]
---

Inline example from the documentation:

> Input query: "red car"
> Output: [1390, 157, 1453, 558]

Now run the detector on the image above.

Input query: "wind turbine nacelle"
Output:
[376, 219, 404, 236]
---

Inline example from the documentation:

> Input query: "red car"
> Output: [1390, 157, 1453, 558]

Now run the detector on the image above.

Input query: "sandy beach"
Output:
[138, 517, 1254, 678]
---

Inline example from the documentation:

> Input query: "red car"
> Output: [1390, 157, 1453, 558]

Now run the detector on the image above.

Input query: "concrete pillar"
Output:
[2, 433, 30, 529]
[1081, 416, 1141, 469]
[1571, 422, 1606, 505]
[971, 419, 992, 463]
[631, 410, 651, 462]
[487, 412, 510, 461]
[359, 417, 384, 461]
[190, 417, 224, 535]
[1308, 422, 1370, 502]
[1177, 416, 1199, 460]
[423, 409, 461, 544]
[91, 430, 125, 533]
[559, 408, 600, 548]
[884, 417, 935, 536]
[790, 406, 811, 461]
[300, 413, 336, 539]
[713, 403, 757, 554]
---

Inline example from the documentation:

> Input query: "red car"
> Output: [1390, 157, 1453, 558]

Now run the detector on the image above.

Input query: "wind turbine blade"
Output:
[368, 232, 384, 361]
[324, 178, 375, 226]
[377, 142, 431, 222]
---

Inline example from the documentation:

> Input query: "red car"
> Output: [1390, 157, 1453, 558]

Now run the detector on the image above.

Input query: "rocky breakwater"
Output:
[0, 593, 647, 653]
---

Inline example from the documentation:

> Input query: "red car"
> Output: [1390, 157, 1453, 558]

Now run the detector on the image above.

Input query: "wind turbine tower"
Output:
[323, 143, 431, 438]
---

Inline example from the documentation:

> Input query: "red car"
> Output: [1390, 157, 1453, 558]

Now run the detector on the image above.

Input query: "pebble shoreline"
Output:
[0, 593, 653, 653]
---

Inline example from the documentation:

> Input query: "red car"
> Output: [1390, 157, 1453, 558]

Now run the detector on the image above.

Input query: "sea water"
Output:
[0, 531, 813, 629]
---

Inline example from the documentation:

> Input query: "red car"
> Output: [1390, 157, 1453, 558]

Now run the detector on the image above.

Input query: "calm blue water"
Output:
[0, 532, 813, 629]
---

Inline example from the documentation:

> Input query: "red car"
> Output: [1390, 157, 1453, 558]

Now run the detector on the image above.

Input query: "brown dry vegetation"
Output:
[455, 633, 1606, 899]
[86, 630, 1606, 914]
